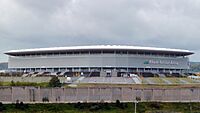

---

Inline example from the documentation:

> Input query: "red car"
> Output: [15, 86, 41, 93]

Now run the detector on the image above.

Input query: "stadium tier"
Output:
[5, 45, 194, 77]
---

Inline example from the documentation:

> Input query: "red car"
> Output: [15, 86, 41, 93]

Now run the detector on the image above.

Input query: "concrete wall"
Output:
[0, 86, 200, 103]
[9, 54, 189, 70]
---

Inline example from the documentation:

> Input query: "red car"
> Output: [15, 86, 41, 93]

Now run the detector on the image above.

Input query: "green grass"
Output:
[164, 78, 189, 84]
[0, 81, 49, 87]
[71, 82, 200, 89]
[1, 77, 200, 88]
[142, 78, 149, 84]
[181, 78, 200, 83]
[148, 77, 166, 84]
[142, 77, 200, 85]
[1, 102, 200, 113]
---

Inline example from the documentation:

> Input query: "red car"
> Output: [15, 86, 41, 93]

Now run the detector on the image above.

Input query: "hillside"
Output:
[190, 62, 200, 72]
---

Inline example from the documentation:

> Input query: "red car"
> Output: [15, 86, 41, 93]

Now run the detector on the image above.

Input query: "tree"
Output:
[48, 76, 61, 87]
[10, 80, 15, 86]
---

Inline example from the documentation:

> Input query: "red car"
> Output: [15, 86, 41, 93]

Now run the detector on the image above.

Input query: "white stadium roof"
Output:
[5, 45, 194, 55]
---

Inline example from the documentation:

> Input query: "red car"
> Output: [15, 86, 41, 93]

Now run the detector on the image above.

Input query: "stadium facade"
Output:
[5, 45, 194, 77]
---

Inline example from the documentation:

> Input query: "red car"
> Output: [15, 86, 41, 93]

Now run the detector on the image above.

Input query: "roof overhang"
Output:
[5, 45, 194, 56]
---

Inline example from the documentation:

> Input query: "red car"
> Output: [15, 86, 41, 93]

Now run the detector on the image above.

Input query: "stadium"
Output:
[5, 45, 193, 78]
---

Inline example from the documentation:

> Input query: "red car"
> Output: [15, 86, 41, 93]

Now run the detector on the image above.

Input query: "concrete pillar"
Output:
[112, 70, 118, 77]
[100, 70, 106, 77]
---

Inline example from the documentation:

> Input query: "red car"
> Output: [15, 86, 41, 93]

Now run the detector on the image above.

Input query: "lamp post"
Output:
[134, 100, 138, 113]
[134, 96, 141, 113]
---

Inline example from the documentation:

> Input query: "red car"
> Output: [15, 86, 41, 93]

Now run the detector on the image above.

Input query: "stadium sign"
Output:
[144, 60, 178, 65]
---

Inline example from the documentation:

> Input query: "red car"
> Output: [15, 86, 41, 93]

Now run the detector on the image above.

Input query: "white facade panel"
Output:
[8, 54, 189, 70]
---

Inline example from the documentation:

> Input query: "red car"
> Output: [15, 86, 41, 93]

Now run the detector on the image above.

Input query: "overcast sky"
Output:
[0, 0, 200, 62]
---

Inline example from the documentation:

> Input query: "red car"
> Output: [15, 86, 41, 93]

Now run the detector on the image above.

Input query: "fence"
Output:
[0, 86, 199, 103]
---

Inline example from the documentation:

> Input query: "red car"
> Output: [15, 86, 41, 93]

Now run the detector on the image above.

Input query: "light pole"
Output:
[134, 100, 138, 113]
[134, 96, 141, 113]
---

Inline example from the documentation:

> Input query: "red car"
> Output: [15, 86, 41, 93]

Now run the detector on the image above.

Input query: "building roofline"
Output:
[5, 45, 194, 55]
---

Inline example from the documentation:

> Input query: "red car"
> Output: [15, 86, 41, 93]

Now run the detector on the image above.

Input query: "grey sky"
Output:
[0, 0, 200, 62]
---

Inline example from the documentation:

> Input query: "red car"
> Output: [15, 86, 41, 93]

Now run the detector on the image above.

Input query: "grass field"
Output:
[0, 81, 49, 87]
[1, 77, 200, 89]
[70, 82, 200, 89]
[1, 102, 200, 113]
[142, 77, 200, 84]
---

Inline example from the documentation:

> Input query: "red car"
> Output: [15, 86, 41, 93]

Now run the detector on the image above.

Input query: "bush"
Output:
[42, 97, 49, 102]
[136, 96, 141, 101]
[89, 104, 101, 111]
[11, 80, 15, 86]
[15, 101, 28, 110]
[48, 76, 61, 87]
[74, 102, 89, 110]
[115, 100, 125, 109]
[74, 102, 81, 109]
[124, 103, 128, 108]
[0, 102, 5, 111]
[116, 100, 121, 107]
[150, 102, 162, 109]
[103, 102, 111, 110]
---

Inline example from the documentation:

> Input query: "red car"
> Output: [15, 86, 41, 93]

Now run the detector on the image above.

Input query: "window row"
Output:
[12, 51, 185, 58]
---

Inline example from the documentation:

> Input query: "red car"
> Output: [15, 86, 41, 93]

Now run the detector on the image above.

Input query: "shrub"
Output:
[116, 100, 121, 107]
[115, 100, 121, 108]
[15, 101, 28, 110]
[115, 100, 125, 109]
[150, 102, 162, 109]
[42, 97, 49, 102]
[74, 102, 81, 109]
[103, 102, 111, 110]
[124, 103, 128, 108]
[11, 80, 15, 86]
[0, 102, 5, 111]
[136, 96, 141, 101]
[89, 104, 101, 111]
[48, 76, 61, 87]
